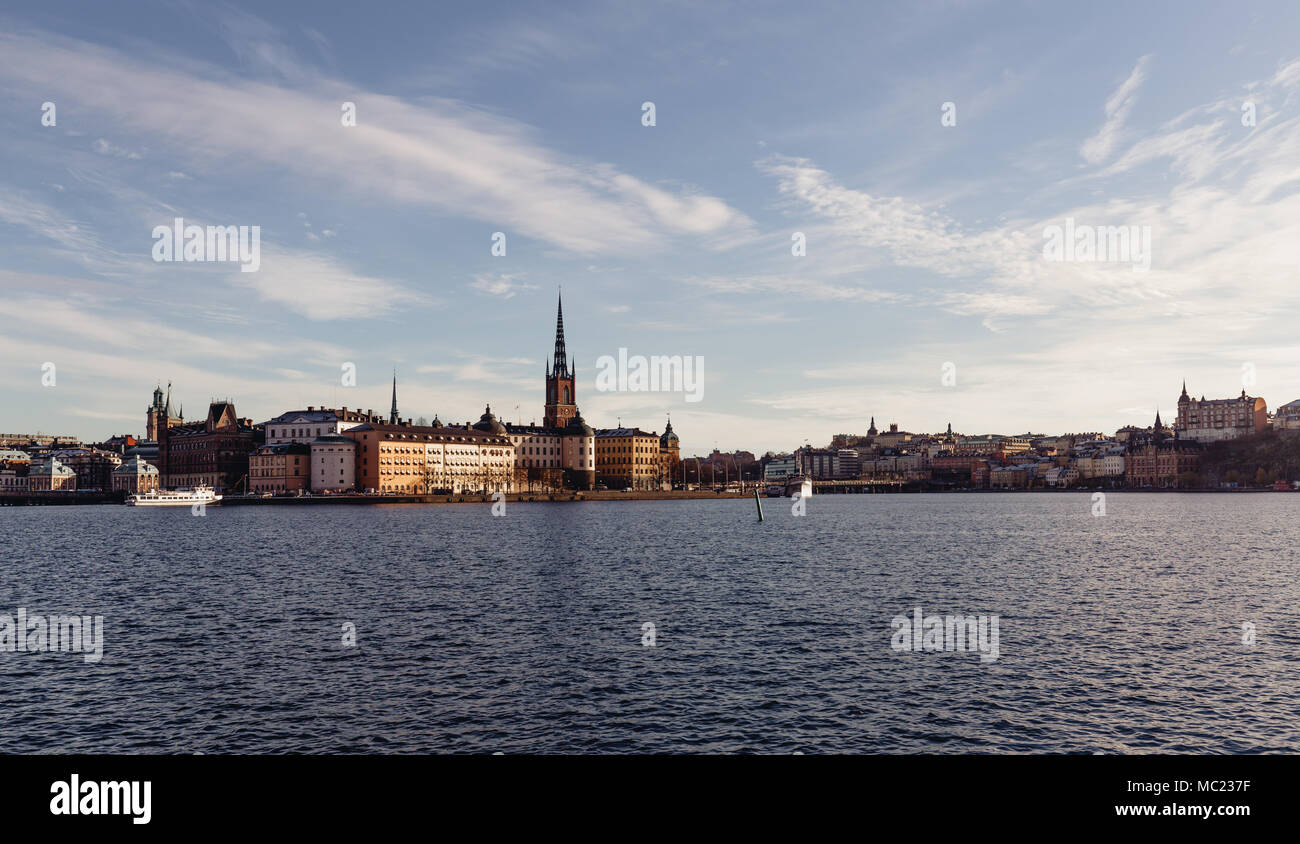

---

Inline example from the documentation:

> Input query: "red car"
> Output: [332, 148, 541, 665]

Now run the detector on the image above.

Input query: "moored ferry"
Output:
[125, 484, 222, 507]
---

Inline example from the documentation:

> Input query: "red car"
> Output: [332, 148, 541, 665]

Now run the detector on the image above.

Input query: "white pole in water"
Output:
[754, 486, 764, 521]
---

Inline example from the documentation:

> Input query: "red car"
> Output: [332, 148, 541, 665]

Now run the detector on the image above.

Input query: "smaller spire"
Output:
[389, 370, 399, 424]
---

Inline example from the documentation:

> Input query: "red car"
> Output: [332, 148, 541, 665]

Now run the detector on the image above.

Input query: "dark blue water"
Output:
[2, 493, 1298, 753]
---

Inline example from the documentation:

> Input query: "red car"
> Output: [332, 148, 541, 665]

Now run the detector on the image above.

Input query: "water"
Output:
[1, 493, 1297, 754]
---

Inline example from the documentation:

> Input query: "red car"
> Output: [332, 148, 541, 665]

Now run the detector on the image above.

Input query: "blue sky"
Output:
[3, 0, 1300, 454]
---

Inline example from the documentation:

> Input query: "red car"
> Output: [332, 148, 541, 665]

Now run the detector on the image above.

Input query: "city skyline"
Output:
[5, 3, 1300, 452]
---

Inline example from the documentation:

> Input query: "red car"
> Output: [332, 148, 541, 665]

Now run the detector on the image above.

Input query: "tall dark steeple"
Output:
[389, 370, 399, 424]
[550, 290, 570, 378]
[544, 290, 577, 428]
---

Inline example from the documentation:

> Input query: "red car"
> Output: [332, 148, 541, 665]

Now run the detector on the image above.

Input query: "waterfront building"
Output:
[594, 427, 661, 490]
[861, 453, 925, 476]
[797, 447, 841, 479]
[310, 435, 358, 493]
[0, 449, 31, 495]
[764, 455, 797, 481]
[1124, 413, 1202, 487]
[1175, 382, 1267, 442]
[250, 442, 310, 494]
[931, 451, 992, 486]
[0, 469, 29, 494]
[344, 422, 514, 494]
[263, 407, 380, 444]
[49, 447, 122, 491]
[1043, 466, 1080, 487]
[146, 383, 184, 442]
[1102, 447, 1126, 477]
[989, 463, 1040, 488]
[659, 418, 681, 488]
[499, 413, 596, 491]
[28, 456, 76, 491]
[111, 455, 160, 494]
[159, 400, 260, 492]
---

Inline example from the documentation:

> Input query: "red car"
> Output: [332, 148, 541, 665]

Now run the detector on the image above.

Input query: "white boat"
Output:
[126, 484, 222, 507]
[785, 476, 813, 498]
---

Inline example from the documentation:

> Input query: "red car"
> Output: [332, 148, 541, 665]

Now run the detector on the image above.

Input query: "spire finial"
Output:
[389, 369, 399, 424]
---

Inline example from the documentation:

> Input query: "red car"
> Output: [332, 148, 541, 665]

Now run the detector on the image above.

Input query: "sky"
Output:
[3, 0, 1300, 455]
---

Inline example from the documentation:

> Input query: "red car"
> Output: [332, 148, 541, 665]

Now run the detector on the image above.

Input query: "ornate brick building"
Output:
[1124, 412, 1202, 487]
[159, 400, 259, 492]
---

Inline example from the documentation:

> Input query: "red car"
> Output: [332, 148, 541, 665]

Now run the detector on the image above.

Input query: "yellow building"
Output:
[345, 422, 515, 494]
[595, 427, 661, 490]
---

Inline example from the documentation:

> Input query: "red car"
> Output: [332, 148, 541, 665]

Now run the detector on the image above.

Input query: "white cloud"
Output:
[1080, 55, 1152, 165]
[470, 273, 537, 299]
[0, 29, 754, 256]
[228, 247, 436, 321]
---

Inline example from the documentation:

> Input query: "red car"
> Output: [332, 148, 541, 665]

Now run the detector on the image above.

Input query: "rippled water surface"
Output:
[2, 493, 1298, 753]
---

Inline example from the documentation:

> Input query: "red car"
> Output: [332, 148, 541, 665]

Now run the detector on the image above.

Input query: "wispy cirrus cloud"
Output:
[1080, 54, 1152, 165]
[470, 272, 537, 299]
[228, 247, 436, 321]
[0, 28, 754, 256]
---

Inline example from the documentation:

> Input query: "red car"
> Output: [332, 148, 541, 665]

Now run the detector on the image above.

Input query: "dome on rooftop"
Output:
[472, 404, 507, 435]
[564, 412, 594, 437]
[660, 418, 678, 447]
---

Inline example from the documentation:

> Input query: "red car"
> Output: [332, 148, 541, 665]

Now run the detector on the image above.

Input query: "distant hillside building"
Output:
[1274, 399, 1300, 431]
[1175, 382, 1267, 443]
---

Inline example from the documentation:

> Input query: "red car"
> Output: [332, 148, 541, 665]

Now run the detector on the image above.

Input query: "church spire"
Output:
[550, 290, 569, 378]
[389, 370, 399, 424]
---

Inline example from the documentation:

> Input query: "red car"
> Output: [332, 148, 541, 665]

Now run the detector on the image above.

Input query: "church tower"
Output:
[147, 384, 165, 441]
[544, 291, 577, 428]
